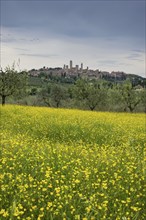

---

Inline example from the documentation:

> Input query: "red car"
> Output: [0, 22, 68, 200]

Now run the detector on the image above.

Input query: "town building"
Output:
[28, 60, 128, 81]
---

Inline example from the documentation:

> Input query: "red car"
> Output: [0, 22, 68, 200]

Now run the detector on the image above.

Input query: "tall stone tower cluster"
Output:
[63, 60, 84, 71]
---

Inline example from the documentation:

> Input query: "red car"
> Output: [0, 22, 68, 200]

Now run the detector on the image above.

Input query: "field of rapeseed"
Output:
[0, 105, 145, 220]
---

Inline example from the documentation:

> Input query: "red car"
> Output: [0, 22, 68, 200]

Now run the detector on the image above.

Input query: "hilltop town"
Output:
[28, 60, 126, 80]
[28, 60, 145, 84]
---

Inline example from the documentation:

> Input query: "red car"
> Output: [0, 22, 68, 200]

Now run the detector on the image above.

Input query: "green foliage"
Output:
[28, 76, 44, 87]
[38, 85, 51, 106]
[0, 65, 27, 105]
[74, 79, 108, 110]
[1, 67, 145, 112]
[38, 84, 66, 108]
[29, 87, 38, 96]
[118, 80, 143, 112]
[50, 84, 66, 108]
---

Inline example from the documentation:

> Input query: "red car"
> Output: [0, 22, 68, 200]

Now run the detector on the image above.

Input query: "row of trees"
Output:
[37, 79, 145, 112]
[0, 66, 145, 112]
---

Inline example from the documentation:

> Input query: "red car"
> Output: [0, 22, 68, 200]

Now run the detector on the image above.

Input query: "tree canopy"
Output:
[74, 79, 108, 111]
[0, 65, 28, 105]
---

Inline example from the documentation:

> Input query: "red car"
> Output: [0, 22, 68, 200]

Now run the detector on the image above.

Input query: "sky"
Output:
[0, 0, 146, 77]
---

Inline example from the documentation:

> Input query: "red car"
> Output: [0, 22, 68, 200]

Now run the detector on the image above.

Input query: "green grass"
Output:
[0, 105, 145, 220]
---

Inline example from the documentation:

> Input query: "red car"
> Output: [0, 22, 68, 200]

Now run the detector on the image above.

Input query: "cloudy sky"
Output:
[1, 0, 145, 76]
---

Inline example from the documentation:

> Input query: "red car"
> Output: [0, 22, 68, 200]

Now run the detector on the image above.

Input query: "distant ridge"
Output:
[28, 61, 146, 86]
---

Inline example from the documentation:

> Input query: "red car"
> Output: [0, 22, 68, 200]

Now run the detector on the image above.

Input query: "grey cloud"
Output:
[132, 49, 145, 53]
[1, 34, 39, 43]
[1, 0, 145, 40]
[118, 63, 132, 66]
[126, 53, 143, 61]
[1, 35, 17, 43]
[98, 60, 134, 67]
[97, 60, 118, 65]
[15, 48, 30, 51]
[20, 53, 58, 58]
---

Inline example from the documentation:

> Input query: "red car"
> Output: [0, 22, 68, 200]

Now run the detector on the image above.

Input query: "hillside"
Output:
[28, 64, 146, 87]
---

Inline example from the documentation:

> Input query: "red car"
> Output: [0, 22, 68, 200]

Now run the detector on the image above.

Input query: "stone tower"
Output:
[70, 60, 73, 69]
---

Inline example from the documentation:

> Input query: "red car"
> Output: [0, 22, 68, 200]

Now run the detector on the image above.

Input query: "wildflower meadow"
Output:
[0, 105, 145, 220]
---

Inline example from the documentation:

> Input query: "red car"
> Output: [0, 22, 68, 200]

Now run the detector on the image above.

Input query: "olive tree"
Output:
[74, 79, 107, 111]
[117, 80, 143, 112]
[50, 84, 66, 108]
[0, 65, 27, 105]
[39, 84, 66, 108]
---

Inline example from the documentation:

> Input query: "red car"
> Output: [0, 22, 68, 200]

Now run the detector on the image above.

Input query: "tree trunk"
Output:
[2, 95, 6, 105]
[89, 106, 95, 111]
[90, 108, 94, 111]
[128, 105, 134, 113]
[56, 102, 59, 108]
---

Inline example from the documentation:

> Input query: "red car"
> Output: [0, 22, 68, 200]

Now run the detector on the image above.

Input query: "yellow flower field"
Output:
[0, 105, 146, 220]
